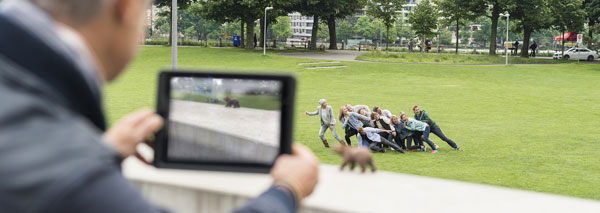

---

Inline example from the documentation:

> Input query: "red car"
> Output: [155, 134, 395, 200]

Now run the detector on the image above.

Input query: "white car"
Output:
[553, 48, 598, 61]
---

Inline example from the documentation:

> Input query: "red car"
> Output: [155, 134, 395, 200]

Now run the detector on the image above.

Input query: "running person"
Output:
[305, 99, 345, 148]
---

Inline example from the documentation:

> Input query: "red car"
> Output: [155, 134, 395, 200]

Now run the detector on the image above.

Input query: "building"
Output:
[400, 0, 421, 23]
[288, 12, 314, 42]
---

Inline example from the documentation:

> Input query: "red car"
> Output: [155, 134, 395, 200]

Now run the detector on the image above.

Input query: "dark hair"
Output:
[413, 105, 419, 110]
[372, 106, 380, 112]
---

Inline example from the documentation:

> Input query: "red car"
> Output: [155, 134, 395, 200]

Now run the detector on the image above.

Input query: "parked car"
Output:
[553, 48, 598, 61]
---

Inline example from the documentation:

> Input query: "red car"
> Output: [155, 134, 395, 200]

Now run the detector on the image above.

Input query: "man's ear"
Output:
[112, 0, 133, 25]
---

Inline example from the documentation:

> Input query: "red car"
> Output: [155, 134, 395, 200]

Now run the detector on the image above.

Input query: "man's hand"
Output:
[329, 125, 335, 130]
[103, 109, 163, 159]
[271, 144, 319, 202]
[392, 131, 397, 137]
[304, 111, 309, 115]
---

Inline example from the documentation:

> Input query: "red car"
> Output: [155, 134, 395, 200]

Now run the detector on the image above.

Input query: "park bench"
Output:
[358, 43, 374, 51]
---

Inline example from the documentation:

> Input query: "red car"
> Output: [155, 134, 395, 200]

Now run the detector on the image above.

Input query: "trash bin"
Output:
[233, 36, 240, 47]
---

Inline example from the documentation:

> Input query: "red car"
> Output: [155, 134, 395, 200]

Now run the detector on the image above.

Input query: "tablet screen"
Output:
[167, 77, 282, 164]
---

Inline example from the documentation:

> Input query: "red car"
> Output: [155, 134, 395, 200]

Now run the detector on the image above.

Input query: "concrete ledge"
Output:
[123, 158, 600, 213]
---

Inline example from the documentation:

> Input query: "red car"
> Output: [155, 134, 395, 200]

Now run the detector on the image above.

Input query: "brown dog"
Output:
[224, 97, 240, 108]
[334, 144, 376, 173]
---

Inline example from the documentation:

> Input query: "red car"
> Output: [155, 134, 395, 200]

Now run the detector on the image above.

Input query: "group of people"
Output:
[306, 99, 461, 154]
[512, 40, 538, 57]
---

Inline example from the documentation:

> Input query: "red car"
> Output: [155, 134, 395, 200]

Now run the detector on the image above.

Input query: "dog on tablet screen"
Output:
[224, 97, 240, 108]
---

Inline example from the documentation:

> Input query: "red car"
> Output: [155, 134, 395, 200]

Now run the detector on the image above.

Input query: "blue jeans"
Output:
[416, 126, 437, 150]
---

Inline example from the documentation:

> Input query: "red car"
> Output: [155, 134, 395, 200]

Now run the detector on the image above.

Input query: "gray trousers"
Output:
[319, 124, 343, 141]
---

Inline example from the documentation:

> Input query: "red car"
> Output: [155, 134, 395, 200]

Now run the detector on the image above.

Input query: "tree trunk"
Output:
[386, 27, 390, 51]
[241, 21, 245, 48]
[327, 16, 337, 50]
[246, 18, 255, 50]
[489, 3, 500, 55]
[168, 7, 172, 46]
[456, 17, 460, 54]
[521, 27, 531, 58]
[589, 20, 595, 47]
[259, 17, 265, 49]
[310, 16, 319, 50]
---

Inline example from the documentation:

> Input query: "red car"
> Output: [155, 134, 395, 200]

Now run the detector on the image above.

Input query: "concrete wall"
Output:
[123, 158, 600, 213]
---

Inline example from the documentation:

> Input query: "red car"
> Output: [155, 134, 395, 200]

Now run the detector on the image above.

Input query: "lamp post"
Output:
[500, 13, 510, 65]
[264, 7, 273, 56]
[171, 0, 177, 69]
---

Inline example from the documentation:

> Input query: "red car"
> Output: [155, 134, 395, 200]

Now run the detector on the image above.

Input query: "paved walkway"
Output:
[277, 50, 364, 61]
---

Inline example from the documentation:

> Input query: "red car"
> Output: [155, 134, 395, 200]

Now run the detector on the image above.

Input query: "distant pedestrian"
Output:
[408, 38, 414, 52]
[306, 99, 346, 148]
[530, 41, 538, 57]
[513, 40, 519, 55]
[253, 33, 257, 48]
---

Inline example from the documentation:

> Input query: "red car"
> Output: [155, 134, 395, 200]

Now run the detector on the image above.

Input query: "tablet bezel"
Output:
[154, 71, 295, 173]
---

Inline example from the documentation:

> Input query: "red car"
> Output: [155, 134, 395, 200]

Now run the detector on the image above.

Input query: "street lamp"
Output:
[171, 0, 178, 69]
[264, 7, 273, 56]
[499, 13, 510, 65]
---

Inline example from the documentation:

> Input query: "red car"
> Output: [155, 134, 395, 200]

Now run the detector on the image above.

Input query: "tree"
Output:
[583, 0, 600, 47]
[408, 0, 439, 52]
[510, 0, 554, 57]
[271, 16, 293, 42]
[437, 0, 487, 53]
[356, 16, 378, 40]
[472, 17, 492, 47]
[367, 0, 404, 50]
[337, 20, 354, 44]
[550, 0, 585, 55]
[318, 23, 330, 41]
[154, 0, 198, 45]
[321, 0, 368, 49]
[481, 0, 514, 55]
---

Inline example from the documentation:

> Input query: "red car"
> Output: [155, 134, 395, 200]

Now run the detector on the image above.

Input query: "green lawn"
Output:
[105, 46, 600, 200]
[357, 51, 576, 64]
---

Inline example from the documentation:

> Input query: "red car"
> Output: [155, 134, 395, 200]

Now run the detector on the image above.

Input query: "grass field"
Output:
[357, 51, 576, 64]
[104, 46, 600, 200]
[171, 90, 281, 110]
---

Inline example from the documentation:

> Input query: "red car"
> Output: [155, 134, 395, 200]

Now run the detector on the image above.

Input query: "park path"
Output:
[276, 50, 364, 61]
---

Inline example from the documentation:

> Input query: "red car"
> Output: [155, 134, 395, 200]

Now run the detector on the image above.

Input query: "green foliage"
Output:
[357, 52, 574, 64]
[271, 16, 293, 41]
[510, 0, 554, 56]
[318, 23, 330, 41]
[550, 0, 585, 33]
[367, 0, 404, 47]
[408, 0, 439, 40]
[336, 20, 354, 43]
[355, 16, 378, 39]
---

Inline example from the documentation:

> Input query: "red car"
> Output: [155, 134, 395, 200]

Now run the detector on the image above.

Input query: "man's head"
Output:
[345, 104, 353, 112]
[400, 113, 408, 121]
[413, 105, 420, 115]
[373, 106, 382, 114]
[30, 0, 151, 81]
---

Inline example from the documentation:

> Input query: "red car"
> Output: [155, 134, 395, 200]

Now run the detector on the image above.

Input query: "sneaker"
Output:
[391, 147, 395, 151]
[421, 145, 426, 152]
[431, 150, 438, 154]
[455, 146, 461, 151]
[410, 149, 419, 152]
[435, 144, 439, 150]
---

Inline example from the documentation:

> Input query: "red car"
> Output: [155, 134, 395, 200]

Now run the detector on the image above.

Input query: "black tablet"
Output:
[154, 71, 295, 173]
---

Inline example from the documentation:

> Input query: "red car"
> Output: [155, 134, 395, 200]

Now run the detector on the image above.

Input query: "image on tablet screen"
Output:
[167, 77, 282, 164]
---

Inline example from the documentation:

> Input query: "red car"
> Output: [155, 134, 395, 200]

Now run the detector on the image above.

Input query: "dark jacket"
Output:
[415, 110, 437, 129]
[393, 121, 412, 140]
[0, 13, 294, 213]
